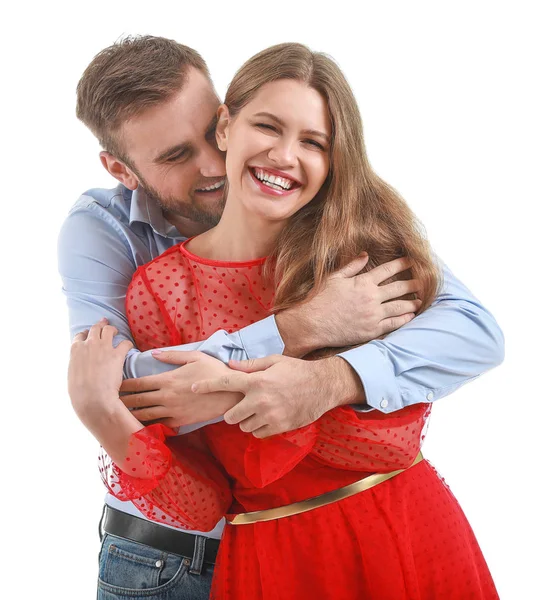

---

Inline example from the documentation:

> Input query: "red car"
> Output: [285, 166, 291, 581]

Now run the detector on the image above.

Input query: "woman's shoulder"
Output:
[137, 243, 190, 274]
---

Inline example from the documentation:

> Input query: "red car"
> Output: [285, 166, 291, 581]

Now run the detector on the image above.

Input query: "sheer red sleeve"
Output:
[312, 404, 430, 472]
[242, 424, 319, 488]
[99, 424, 232, 532]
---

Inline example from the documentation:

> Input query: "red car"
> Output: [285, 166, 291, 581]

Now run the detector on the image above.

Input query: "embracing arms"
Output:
[60, 199, 504, 437]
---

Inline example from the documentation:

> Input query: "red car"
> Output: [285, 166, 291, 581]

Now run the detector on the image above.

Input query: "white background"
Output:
[2, 1, 552, 598]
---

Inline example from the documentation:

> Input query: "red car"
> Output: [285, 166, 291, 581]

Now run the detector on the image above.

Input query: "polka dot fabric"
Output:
[101, 239, 498, 599]
[126, 240, 274, 351]
[99, 425, 232, 532]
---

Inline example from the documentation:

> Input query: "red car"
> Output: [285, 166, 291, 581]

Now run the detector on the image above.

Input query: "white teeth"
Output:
[253, 168, 295, 191]
[264, 181, 285, 191]
[198, 179, 225, 192]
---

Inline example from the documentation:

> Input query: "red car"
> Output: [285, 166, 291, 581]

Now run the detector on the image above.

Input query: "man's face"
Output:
[121, 68, 226, 228]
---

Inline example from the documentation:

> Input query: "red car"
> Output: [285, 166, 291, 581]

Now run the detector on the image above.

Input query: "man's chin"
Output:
[194, 187, 226, 203]
[141, 184, 223, 228]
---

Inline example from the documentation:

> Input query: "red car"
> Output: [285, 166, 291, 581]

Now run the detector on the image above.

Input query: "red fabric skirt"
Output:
[210, 460, 499, 600]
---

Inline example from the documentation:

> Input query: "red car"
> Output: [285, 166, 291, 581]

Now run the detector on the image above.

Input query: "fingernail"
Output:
[151, 349, 162, 356]
[191, 384, 198, 392]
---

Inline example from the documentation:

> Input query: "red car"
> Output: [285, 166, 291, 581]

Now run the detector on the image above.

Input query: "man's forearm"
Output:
[326, 356, 366, 407]
[274, 310, 316, 357]
[338, 261, 505, 412]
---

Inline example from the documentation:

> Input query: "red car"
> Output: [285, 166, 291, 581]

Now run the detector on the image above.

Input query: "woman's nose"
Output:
[267, 139, 297, 168]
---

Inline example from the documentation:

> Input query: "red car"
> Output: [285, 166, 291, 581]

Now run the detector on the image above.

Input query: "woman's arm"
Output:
[68, 320, 232, 531]
[313, 404, 430, 472]
[68, 319, 142, 466]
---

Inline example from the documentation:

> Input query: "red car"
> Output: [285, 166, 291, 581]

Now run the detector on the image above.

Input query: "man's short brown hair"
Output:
[76, 35, 211, 162]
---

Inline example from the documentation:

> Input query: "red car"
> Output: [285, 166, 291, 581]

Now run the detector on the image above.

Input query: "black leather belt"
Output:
[103, 506, 220, 564]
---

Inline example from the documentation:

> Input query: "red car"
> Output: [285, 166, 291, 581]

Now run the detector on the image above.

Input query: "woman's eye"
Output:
[304, 139, 325, 151]
[256, 123, 277, 132]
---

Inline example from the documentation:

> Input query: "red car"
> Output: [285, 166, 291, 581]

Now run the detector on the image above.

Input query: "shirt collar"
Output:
[128, 186, 184, 239]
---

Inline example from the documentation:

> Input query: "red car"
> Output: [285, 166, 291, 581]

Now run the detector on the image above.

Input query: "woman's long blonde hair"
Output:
[225, 43, 440, 313]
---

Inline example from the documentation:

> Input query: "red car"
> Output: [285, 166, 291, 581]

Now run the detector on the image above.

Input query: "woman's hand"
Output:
[68, 318, 133, 421]
[68, 319, 142, 465]
[119, 351, 243, 428]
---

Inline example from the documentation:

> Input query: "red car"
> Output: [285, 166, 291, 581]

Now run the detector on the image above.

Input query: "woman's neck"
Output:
[187, 197, 286, 261]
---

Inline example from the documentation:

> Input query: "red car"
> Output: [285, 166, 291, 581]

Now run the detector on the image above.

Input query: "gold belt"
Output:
[226, 452, 424, 525]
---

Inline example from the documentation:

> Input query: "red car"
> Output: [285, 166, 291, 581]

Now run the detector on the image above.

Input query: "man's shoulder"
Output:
[58, 184, 138, 264]
[68, 183, 132, 225]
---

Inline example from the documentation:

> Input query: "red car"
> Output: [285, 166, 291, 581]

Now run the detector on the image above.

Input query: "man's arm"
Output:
[336, 258, 505, 413]
[58, 201, 284, 378]
[187, 256, 504, 437]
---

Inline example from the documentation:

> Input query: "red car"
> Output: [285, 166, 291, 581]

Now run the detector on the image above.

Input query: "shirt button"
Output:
[155, 560, 163, 568]
[380, 398, 389, 409]
[426, 392, 434, 401]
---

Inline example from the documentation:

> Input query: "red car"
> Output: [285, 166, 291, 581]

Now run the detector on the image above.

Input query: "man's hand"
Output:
[120, 351, 243, 428]
[276, 254, 422, 356]
[190, 354, 365, 439]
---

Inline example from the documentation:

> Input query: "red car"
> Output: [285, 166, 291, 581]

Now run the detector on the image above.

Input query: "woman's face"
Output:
[217, 79, 332, 223]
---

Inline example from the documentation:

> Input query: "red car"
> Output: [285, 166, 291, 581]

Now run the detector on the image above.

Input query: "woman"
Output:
[70, 43, 498, 599]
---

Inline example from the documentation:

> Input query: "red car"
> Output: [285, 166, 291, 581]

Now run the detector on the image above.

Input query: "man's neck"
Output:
[163, 210, 213, 238]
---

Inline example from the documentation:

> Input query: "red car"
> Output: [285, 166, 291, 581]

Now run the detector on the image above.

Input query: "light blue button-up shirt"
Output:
[58, 183, 504, 538]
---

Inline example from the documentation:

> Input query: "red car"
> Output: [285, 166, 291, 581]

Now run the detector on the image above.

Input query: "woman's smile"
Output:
[247, 166, 302, 197]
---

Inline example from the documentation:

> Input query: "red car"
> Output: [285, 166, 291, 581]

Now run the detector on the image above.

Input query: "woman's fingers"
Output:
[116, 340, 134, 356]
[73, 330, 89, 343]
[88, 318, 108, 339]
[151, 350, 206, 365]
[192, 372, 251, 395]
[100, 324, 118, 341]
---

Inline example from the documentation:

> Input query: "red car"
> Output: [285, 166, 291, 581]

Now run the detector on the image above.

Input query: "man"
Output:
[58, 36, 504, 599]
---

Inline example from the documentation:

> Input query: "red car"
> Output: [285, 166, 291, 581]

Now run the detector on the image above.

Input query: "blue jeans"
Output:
[97, 534, 214, 599]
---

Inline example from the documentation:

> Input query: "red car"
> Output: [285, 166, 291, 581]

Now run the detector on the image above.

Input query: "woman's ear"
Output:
[216, 104, 231, 152]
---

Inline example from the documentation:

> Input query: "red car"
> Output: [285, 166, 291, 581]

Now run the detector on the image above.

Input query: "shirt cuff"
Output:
[338, 343, 404, 413]
[238, 315, 285, 359]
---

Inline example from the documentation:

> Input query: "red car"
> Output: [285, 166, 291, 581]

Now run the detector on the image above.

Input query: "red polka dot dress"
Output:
[101, 239, 499, 599]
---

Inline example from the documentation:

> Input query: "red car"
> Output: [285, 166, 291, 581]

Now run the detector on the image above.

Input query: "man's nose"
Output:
[199, 140, 226, 178]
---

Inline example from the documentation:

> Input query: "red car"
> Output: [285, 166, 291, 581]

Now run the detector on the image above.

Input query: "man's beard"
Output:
[139, 177, 224, 228]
